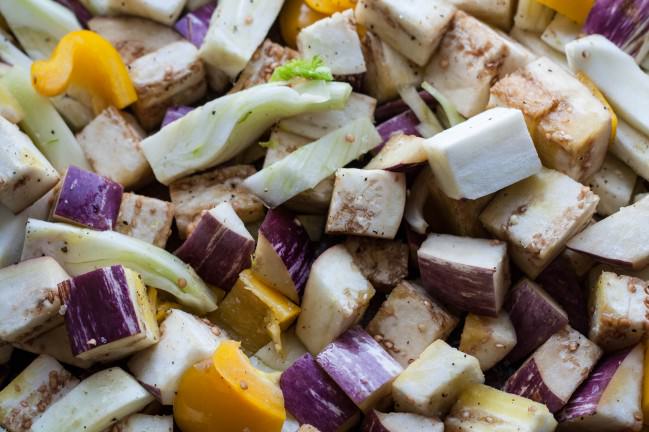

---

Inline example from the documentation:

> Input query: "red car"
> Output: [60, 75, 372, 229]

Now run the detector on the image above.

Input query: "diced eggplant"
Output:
[459, 312, 517, 371]
[445, 383, 558, 432]
[343, 237, 408, 292]
[0, 355, 78, 432]
[31, 367, 154, 432]
[251, 208, 314, 303]
[366, 280, 458, 367]
[557, 343, 644, 431]
[541, 14, 581, 52]
[423, 107, 541, 200]
[587, 154, 637, 216]
[174, 2, 216, 48]
[231, 39, 299, 93]
[105, 0, 185, 25]
[160, 105, 193, 128]
[316, 326, 403, 411]
[611, 120, 649, 181]
[115, 192, 174, 248]
[480, 168, 599, 278]
[170, 164, 264, 238]
[376, 110, 421, 146]
[418, 233, 510, 316]
[76, 106, 152, 190]
[505, 278, 569, 363]
[254, 327, 308, 371]
[128, 309, 229, 405]
[354, 0, 456, 67]
[0, 257, 68, 343]
[59, 265, 159, 362]
[280, 353, 360, 432]
[392, 339, 484, 417]
[15, 325, 94, 369]
[296, 244, 375, 354]
[51, 166, 123, 231]
[446, 0, 515, 29]
[0, 116, 59, 213]
[326, 168, 406, 239]
[362, 410, 444, 432]
[514, 0, 555, 32]
[108, 414, 173, 432]
[365, 134, 427, 172]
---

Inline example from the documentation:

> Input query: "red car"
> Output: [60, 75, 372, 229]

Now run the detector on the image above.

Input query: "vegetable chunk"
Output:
[115, 192, 174, 248]
[459, 312, 517, 371]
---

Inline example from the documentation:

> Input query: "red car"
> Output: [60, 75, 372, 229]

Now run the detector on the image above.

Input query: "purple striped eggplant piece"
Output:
[584, 0, 649, 56]
[161, 106, 194, 128]
[174, 3, 216, 48]
[55, 0, 92, 26]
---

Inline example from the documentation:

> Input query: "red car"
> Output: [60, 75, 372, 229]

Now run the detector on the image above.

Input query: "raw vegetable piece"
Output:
[105, 0, 186, 26]
[54, 0, 92, 26]
[76, 106, 151, 189]
[376, 111, 421, 145]
[445, 383, 558, 432]
[51, 165, 123, 231]
[326, 168, 406, 239]
[141, 80, 352, 185]
[216, 270, 301, 353]
[0, 257, 68, 343]
[231, 40, 299, 93]
[343, 237, 408, 292]
[536, 0, 594, 24]
[161, 105, 193, 128]
[175, 2, 216, 48]
[566, 35, 649, 137]
[611, 120, 649, 181]
[15, 325, 94, 369]
[270, 57, 334, 82]
[392, 339, 484, 417]
[504, 326, 602, 413]
[128, 309, 229, 405]
[115, 192, 174, 248]
[354, 0, 456, 67]
[176, 202, 255, 291]
[459, 312, 517, 371]
[0, 82, 24, 124]
[254, 327, 308, 371]
[169, 164, 264, 239]
[0, 116, 59, 213]
[514, 0, 555, 32]
[200, 0, 284, 79]
[418, 233, 510, 317]
[243, 118, 381, 208]
[489, 57, 611, 182]
[568, 197, 649, 269]
[252, 208, 314, 303]
[297, 10, 366, 77]
[480, 168, 599, 278]
[423, 107, 541, 200]
[21, 219, 218, 313]
[296, 244, 375, 354]
[541, 14, 581, 53]
[31, 367, 154, 432]
[510, 27, 570, 70]
[588, 154, 637, 216]
[448, 0, 516, 29]
[367, 280, 458, 367]
[365, 134, 427, 172]
[279, 0, 327, 50]
[505, 278, 569, 363]
[584, 0, 649, 58]
[109, 414, 173, 432]
[557, 343, 644, 431]
[362, 410, 444, 432]
[398, 86, 443, 137]
[280, 353, 360, 432]
[0, 355, 78, 432]
[587, 270, 648, 351]
[316, 326, 403, 411]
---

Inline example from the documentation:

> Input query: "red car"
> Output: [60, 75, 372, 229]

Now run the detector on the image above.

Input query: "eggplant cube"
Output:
[446, 0, 515, 30]
[354, 0, 456, 67]
[423, 107, 542, 200]
[588, 271, 648, 351]
[76, 106, 151, 189]
[169, 164, 264, 238]
[59, 265, 159, 362]
[280, 353, 360, 432]
[110, 414, 173, 432]
[459, 311, 517, 371]
[0, 257, 68, 343]
[326, 168, 406, 239]
[343, 237, 408, 292]
[128, 309, 229, 405]
[316, 326, 403, 412]
[363, 410, 444, 432]
[367, 280, 458, 367]
[480, 168, 599, 278]
[0, 116, 59, 213]
[51, 165, 123, 231]
[106, 0, 185, 25]
[16, 325, 94, 369]
[392, 340, 484, 417]
[418, 233, 510, 316]
[0, 355, 78, 432]
[115, 192, 174, 248]
[176, 202, 255, 291]
[587, 154, 637, 217]
[231, 40, 298, 93]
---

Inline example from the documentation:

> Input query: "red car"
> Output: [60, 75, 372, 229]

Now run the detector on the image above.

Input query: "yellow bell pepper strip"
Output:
[305, 0, 356, 15]
[174, 340, 286, 432]
[31, 30, 137, 114]
[576, 71, 618, 143]
[536, 0, 594, 25]
[280, 0, 327, 49]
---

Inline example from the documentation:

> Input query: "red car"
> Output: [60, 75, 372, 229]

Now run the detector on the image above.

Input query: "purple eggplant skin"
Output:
[376, 110, 421, 150]
[280, 353, 360, 432]
[55, 0, 92, 26]
[174, 2, 216, 48]
[503, 358, 566, 413]
[584, 0, 649, 55]
[175, 209, 255, 291]
[58, 265, 140, 356]
[374, 91, 436, 123]
[161, 106, 194, 128]
[362, 410, 388, 432]
[504, 279, 569, 363]
[52, 165, 123, 231]
[316, 326, 403, 410]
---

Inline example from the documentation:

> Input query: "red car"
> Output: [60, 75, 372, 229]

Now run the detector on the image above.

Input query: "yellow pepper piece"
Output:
[31, 30, 137, 114]
[305, 0, 356, 15]
[536, 0, 594, 25]
[643, 340, 649, 424]
[174, 340, 286, 432]
[576, 71, 618, 144]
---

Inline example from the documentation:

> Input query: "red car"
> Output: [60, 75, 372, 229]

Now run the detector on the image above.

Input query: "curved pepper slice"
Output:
[31, 30, 137, 113]
[174, 340, 286, 432]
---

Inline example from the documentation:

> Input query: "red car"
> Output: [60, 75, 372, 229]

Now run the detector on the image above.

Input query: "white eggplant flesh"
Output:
[445, 0, 515, 30]
[343, 237, 409, 292]
[610, 119, 649, 181]
[254, 327, 308, 371]
[365, 134, 427, 171]
[105, 0, 185, 25]
[231, 40, 299, 93]
[109, 414, 173, 432]
[363, 410, 444, 432]
[514, 0, 555, 32]
[587, 154, 637, 216]
[459, 312, 517, 371]
[541, 14, 581, 52]
[115, 193, 174, 248]
[15, 325, 94, 369]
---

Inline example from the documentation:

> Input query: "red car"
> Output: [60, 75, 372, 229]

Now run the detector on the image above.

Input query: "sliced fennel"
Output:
[243, 118, 381, 208]
[398, 86, 443, 138]
[405, 167, 432, 234]
[21, 219, 218, 314]
[0, 33, 32, 68]
[141, 80, 352, 185]
[422, 82, 465, 127]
